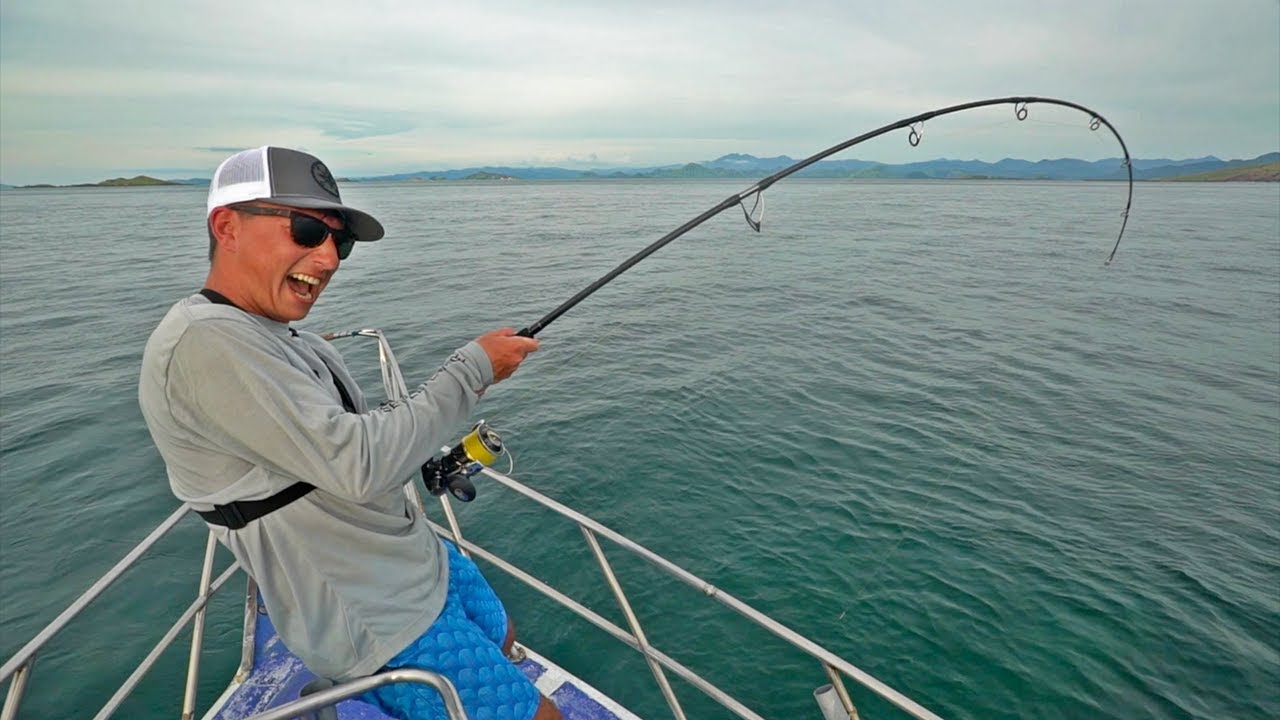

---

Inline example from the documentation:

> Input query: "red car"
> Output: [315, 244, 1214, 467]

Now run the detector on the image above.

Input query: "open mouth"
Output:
[287, 272, 320, 301]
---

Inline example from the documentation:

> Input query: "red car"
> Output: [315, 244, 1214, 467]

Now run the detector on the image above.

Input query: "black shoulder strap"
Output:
[194, 288, 355, 529]
[196, 482, 316, 530]
[288, 326, 357, 412]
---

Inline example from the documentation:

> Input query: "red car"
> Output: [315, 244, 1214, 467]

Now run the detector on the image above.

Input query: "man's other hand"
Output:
[475, 328, 540, 383]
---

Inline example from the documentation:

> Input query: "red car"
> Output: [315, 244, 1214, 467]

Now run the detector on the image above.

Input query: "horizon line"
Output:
[3, 150, 1277, 187]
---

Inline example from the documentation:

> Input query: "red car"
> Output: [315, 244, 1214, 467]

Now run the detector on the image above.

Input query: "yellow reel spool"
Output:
[460, 423, 502, 467]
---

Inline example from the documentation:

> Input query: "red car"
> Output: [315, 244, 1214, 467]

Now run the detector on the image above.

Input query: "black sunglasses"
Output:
[232, 205, 357, 260]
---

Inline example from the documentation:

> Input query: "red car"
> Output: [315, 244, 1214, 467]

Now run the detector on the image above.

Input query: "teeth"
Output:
[289, 273, 320, 286]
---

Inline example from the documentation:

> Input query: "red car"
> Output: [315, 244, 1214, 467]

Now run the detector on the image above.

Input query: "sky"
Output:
[1, 0, 1277, 185]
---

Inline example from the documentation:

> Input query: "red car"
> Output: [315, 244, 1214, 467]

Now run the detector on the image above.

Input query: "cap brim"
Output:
[266, 195, 385, 243]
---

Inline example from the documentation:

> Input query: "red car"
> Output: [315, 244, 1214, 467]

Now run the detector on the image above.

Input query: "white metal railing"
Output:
[428, 466, 945, 720]
[1, 505, 198, 720]
[0, 508, 465, 720]
[2, 328, 947, 720]
[330, 328, 946, 720]
[0, 503, 242, 720]
[242, 670, 467, 720]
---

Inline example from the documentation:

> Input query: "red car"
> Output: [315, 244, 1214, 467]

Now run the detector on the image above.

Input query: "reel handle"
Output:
[419, 421, 504, 503]
[447, 476, 476, 502]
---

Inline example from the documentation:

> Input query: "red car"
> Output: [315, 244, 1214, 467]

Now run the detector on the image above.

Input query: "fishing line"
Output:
[516, 96, 1133, 339]
[538, 309, 629, 374]
[485, 422, 517, 476]
[476, 99, 1135, 651]
[484, 97, 1133, 508]
[837, 444, 970, 623]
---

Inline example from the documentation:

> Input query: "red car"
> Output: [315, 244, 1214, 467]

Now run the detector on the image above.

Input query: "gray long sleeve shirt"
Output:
[138, 294, 494, 680]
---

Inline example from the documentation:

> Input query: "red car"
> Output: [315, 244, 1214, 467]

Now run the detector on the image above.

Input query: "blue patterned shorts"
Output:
[360, 541, 541, 720]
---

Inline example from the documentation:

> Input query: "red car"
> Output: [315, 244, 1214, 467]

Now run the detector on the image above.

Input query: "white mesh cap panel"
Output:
[206, 147, 273, 215]
[216, 149, 266, 186]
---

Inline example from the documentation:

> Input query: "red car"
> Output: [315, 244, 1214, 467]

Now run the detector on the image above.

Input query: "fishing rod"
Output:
[516, 95, 1133, 339]
[424, 96, 1133, 502]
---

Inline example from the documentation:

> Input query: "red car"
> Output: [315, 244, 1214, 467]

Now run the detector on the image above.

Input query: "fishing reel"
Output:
[420, 421, 505, 502]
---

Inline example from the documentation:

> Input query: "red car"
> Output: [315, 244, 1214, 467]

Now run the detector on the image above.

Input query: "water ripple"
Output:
[2, 181, 1277, 720]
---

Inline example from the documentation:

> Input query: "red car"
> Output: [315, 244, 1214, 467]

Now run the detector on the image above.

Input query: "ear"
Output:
[209, 207, 240, 254]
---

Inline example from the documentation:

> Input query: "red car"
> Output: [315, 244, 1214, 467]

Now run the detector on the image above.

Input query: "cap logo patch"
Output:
[310, 161, 340, 198]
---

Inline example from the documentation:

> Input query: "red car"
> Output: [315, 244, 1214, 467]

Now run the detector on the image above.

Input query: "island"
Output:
[1154, 162, 1280, 182]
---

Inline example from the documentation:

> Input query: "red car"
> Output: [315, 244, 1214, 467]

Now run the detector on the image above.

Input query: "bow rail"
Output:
[2, 328, 946, 720]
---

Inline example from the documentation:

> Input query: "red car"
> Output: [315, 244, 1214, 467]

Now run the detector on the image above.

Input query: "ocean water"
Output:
[0, 179, 1277, 720]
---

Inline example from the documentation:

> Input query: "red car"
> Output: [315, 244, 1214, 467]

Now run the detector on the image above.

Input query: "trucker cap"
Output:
[206, 146, 384, 243]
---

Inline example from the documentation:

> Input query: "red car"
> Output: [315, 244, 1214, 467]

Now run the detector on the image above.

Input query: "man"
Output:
[138, 146, 558, 720]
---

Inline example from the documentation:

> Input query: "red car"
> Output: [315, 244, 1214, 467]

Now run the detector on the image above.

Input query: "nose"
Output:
[311, 230, 342, 269]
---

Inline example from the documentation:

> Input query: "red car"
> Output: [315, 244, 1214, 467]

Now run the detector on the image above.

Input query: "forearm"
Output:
[170, 323, 494, 502]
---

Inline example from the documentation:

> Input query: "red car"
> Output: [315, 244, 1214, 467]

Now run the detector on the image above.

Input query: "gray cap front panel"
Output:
[266, 147, 343, 203]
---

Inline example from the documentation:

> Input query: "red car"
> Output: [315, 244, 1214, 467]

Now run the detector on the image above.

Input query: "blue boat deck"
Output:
[205, 598, 637, 720]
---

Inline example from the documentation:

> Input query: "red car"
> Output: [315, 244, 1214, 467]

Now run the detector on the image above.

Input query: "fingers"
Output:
[474, 328, 540, 383]
[479, 328, 540, 357]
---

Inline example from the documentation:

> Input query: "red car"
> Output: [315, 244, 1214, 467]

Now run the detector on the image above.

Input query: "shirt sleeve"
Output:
[165, 317, 493, 502]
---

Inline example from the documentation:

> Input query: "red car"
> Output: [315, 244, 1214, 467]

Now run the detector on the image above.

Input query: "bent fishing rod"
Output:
[419, 97, 1132, 503]
[515, 95, 1133, 339]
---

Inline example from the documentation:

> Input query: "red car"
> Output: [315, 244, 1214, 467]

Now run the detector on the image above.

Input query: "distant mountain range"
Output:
[2, 152, 1277, 189]
[351, 152, 1278, 182]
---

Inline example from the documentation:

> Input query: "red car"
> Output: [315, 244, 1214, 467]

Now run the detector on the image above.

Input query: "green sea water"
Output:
[1, 179, 1277, 719]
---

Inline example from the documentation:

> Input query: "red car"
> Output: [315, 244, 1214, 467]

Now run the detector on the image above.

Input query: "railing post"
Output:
[436, 495, 469, 557]
[359, 328, 468, 557]
[182, 532, 220, 720]
[580, 526, 687, 720]
[235, 576, 260, 683]
[92, 565, 240, 720]
[820, 663, 860, 720]
[1, 659, 33, 720]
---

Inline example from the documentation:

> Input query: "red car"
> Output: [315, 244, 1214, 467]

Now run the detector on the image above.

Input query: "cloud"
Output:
[318, 116, 418, 141]
[195, 147, 251, 154]
[1, 0, 1276, 184]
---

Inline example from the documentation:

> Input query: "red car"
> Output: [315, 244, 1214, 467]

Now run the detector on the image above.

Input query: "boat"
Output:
[1, 328, 944, 720]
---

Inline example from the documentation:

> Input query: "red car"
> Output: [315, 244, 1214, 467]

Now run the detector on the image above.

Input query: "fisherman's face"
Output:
[228, 202, 345, 322]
